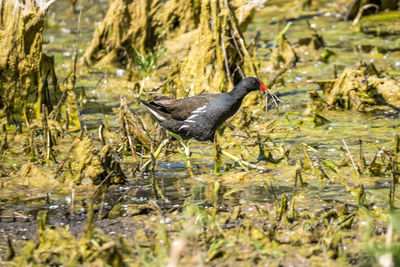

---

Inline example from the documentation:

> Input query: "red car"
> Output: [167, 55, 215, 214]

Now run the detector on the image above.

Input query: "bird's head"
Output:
[240, 77, 269, 92]
[239, 77, 281, 107]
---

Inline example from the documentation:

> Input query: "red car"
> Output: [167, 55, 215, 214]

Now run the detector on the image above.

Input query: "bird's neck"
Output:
[228, 86, 251, 101]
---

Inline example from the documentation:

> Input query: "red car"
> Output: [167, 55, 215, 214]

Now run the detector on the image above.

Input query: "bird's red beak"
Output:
[259, 80, 269, 92]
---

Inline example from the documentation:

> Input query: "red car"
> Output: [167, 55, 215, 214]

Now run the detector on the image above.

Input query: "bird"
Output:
[140, 77, 270, 142]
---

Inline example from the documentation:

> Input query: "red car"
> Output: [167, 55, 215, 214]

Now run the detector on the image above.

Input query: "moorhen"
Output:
[140, 77, 269, 141]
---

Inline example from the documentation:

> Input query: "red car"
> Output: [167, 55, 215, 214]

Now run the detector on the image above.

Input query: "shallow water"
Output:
[1, 0, 398, 210]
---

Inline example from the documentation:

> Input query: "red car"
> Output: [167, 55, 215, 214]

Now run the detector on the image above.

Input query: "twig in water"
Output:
[12, 212, 28, 220]
[54, 142, 76, 179]
[394, 134, 399, 154]
[71, 188, 75, 215]
[342, 139, 360, 179]
[390, 157, 398, 209]
[352, 4, 379, 26]
[221, 149, 269, 172]
[72, 9, 82, 88]
[50, 89, 67, 120]
[94, 75, 108, 126]
[151, 151, 165, 200]
[270, 182, 277, 201]
[98, 123, 105, 146]
[140, 139, 169, 172]
[221, 33, 233, 86]
[317, 163, 330, 180]
[41, 105, 52, 162]
[273, 22, 292, 48]
[264, 88, 282, 109]
[236, 64, 245, 79]
[90, 171, 115, 200]
[267, 57, 295, 89]
[149, 79, 169, 92]
[359, 139, 366, 172]
[263, 182, 277, 202]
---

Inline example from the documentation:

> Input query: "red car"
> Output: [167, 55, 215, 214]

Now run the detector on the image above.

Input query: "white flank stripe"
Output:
[179, 125, 189, 130]
[192, 110, 206, 114]
[179, 104, 207, 131]
[192, 105, 207, 114]
[187, 114, 198, 120]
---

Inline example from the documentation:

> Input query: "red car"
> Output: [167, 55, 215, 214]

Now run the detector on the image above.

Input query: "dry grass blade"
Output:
[265, 90, 282, 108]
[342, 138, 360, 179]
[119, 98, 153, 151]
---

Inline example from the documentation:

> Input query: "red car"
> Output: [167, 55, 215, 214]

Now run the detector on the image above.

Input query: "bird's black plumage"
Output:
[141, 77, 267, 141]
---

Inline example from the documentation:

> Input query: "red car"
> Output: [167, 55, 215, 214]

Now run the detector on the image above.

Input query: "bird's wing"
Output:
[152, 94, 216, 121]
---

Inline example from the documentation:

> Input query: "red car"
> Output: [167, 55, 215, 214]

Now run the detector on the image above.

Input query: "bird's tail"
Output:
[139, 100, 150, 107]
[140, 100, 167, 122]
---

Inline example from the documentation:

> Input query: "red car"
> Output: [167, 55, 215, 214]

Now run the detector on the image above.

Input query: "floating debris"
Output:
[309, 63, 400, 111]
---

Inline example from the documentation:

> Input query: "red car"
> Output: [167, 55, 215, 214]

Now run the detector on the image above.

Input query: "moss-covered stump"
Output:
[0, 0, 58, 124]
[17, 162, 61, 188]
[83, 0, 201, 67]
[309, 63, 400, 112]
[62, 137, 126, 187]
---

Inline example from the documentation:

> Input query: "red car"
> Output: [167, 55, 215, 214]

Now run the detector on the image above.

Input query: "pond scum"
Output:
[1, 0, 400, 266]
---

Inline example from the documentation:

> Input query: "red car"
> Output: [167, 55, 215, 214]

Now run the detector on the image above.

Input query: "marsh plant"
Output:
[169, 133, 194, 176]
[134, 48, 167, 98]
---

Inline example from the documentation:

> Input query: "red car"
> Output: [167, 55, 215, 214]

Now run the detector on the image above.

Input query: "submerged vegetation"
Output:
[1, 0, 400, 266]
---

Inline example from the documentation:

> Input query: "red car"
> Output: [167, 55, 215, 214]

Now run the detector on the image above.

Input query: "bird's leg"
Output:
[167, 133, 194, 176]
[150, 146, 165, 200]
[214, 132, 222, 176]
[182, 140, 194, 177]
[140, 139, 169, 172]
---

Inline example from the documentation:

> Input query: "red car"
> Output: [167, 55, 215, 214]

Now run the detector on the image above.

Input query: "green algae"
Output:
[64, 136, 106, 186]
[11, 209, 126, 266]
[16, 162, 60, 188]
